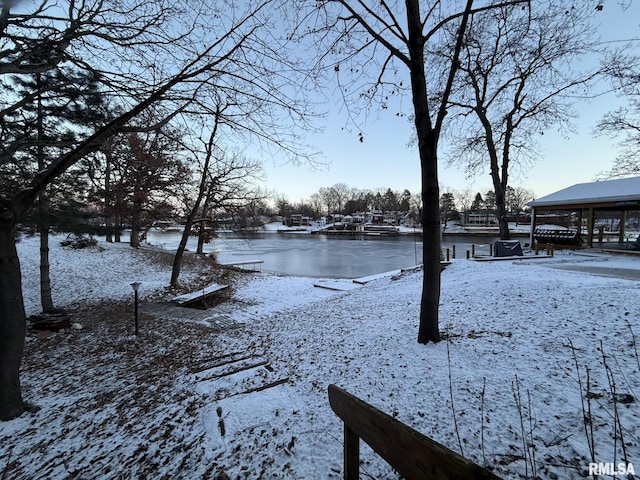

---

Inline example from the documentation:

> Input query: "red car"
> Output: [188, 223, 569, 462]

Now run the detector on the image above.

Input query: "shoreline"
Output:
[229, 227, 532, 237]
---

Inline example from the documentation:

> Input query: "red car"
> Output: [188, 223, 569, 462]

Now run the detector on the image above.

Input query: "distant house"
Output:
[528, 176, 640, 247]
[283, 214, 311, 227]
[366, 211, 399, 225]
[342, 215, 364, 224]
[326, 213, 343, 224]
[462, 211, 497, 226]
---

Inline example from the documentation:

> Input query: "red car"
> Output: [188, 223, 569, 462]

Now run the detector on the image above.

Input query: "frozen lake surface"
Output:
[132, 231, 506, 278]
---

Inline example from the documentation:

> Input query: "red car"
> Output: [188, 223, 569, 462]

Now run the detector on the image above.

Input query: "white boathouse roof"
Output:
[529, 176, 640, 208]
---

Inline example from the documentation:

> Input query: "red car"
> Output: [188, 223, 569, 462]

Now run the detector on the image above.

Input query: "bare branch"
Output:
[434, 0, 473, 140]
[332, 0, 410, 67]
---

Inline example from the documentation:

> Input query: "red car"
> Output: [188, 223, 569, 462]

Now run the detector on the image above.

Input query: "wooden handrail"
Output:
[328, 384, 502, 480]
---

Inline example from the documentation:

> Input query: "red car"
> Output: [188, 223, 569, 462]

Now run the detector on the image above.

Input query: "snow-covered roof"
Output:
[529, 176, 640, 208]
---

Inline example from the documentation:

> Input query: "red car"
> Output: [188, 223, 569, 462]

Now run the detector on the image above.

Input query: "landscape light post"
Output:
[130, 282, 141, 336]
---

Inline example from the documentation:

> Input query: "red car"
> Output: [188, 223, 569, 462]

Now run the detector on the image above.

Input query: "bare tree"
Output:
[170, 128, 264, 286]
[446, 2, 602, 239]
[153, 30, 295, 286]
[318, 186, 336, 215]
[596, 56, 640, 178]
[505, 186, 535, 222]
[410, 192, 423, 224]
[0, 0, 312, 421]
[309, 192, 324, 219]
[295, 0, 528, 343]
[170, 107, 224, 288]
[330, 182, 350, 213]
[118, 129, 189, 248]
[457, 188, 474, 214]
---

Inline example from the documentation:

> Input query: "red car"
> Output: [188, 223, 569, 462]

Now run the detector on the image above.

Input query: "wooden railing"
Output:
[328, 384, 502, 480]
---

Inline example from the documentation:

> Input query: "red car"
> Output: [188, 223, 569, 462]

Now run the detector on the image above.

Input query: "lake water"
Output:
[129, 231, 510, 279]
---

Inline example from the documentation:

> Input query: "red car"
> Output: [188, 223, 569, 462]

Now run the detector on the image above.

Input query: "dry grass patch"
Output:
[4, 302, 242, 479]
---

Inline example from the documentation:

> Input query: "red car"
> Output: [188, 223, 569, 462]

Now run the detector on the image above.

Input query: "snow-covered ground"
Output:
[3, 234, 640, 479]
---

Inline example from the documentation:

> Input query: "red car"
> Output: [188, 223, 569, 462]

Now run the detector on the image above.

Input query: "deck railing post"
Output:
[328, 384, 502, 480]
[344, 424, 360, 480]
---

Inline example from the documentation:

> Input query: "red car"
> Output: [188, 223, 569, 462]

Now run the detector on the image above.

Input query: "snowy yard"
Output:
[2, 234, 640, 479]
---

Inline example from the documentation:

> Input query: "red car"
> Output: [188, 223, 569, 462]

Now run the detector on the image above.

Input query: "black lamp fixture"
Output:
[130, 282, 141, 336]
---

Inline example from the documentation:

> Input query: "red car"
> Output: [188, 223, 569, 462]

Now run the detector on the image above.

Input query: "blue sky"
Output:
[260, 2, 640, 204]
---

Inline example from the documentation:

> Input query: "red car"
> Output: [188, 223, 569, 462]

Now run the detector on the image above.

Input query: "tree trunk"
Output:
[197, 192, 213, 255]
[36, 75, 55, 312]
[196, 219, 206, 254]
[493, 181, 510, 240]
[105, 151, 113, 243]
[0, 204, 26, 420]
[417, 134, 442, 344]
[130, 224, 139, 248]
[406, 0, 441, 344]
[171, 177, 210, 286]
[39, 224, 54, 312]
[115, 213, 121, 242]
[37, 186, 54, 313]
[407, 0, 473, 343]
[130, 198, 141, 248]
[478, 105, 511, 240]
[497, 123, 512, 240]
[37, 193, 55, 314]
[171, 216, 196, 287]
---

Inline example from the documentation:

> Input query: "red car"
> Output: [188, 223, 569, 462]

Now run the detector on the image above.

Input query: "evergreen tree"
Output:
[440, 192, 457, 228]
[1, 67, 106, 312]
[471, 192, 484, 211]
[400, 189, 411, 212]
[484, 190, 497, 212]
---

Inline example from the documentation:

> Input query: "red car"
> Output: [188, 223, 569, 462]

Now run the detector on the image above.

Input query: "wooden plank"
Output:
[232, 377, 289, 397]
[195, 360, 269, 381]
[352, 269, 401, 285]
[219, 260, 264, 266]
[313, 280, 361, 291]
[328, 384, 502, 480]
[172, 283, 228, 305]
[190, 351, 247, 374]
[219, 260, 263, 272]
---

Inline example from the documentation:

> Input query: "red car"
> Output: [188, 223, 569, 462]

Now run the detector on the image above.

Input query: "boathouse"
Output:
[528, 176, 640, 248]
